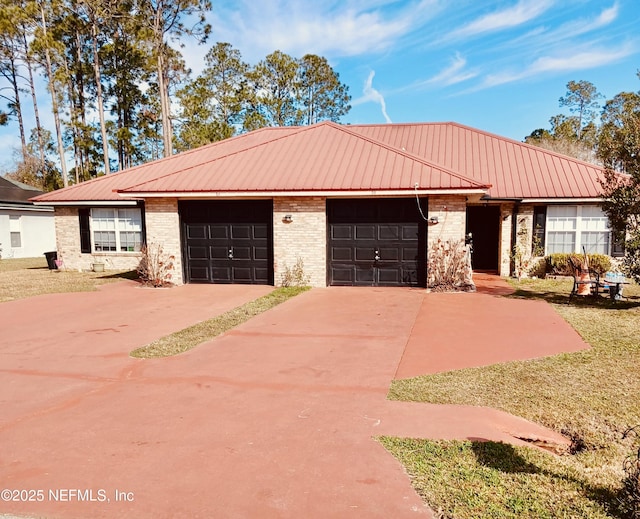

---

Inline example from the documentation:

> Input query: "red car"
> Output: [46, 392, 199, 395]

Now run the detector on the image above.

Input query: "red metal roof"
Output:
[31, 121, 606, 203]
[349, 122, 606, 199]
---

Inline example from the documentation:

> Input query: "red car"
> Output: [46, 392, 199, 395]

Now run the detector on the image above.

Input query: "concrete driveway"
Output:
[0, 279, 587, 518]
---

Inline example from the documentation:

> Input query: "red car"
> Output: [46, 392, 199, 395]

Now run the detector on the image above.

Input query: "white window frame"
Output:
[545, 205, 611, 255]
[90, 208, 143, 253]
[9, 215, 22, 248]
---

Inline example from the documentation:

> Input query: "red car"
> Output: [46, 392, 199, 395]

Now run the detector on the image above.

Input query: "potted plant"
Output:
[91, 255, 105, 272]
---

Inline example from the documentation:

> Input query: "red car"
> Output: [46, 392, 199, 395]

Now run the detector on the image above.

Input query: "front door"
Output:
[466, 205, 500, 271]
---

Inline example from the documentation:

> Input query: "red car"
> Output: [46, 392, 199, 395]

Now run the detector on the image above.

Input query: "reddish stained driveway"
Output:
[0, 276, 588, 518]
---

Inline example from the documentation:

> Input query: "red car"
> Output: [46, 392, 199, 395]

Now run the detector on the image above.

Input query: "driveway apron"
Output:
[0, 278, 587, 518]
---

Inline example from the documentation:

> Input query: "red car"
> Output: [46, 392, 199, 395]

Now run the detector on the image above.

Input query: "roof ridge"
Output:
[331, 122, 490, 189]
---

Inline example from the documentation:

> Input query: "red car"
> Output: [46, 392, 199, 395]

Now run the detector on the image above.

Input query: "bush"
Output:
[621, 233, 640, 284]
[280, 257, 310, 287]
[545, 253, 612, 276]
[137, 243, 175, 287]
[427, 239, 475, 291]
[621, 426, 640, 519]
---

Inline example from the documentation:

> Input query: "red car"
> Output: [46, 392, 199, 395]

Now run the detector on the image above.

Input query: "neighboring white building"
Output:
[0, 176, 55, 259]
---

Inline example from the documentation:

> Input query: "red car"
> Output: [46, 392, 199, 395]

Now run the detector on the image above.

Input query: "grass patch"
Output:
[379, 438, 621, 519]
[130, 286, 310, 358]
[0, 257, 137, 303]
[386, 278, 640, 518]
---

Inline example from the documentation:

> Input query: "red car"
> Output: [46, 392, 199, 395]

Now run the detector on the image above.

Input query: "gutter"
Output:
[116, 189, 489, 199]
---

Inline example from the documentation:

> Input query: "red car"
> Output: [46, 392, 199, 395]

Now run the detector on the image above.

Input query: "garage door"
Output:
[180, 200, 273, 284]
[328, 198, 427, 287]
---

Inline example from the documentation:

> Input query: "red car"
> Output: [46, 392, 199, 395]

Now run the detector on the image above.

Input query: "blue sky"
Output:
[1, 0, 639, 172]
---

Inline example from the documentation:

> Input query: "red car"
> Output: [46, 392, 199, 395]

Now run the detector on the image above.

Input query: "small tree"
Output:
[598, 82, 640, 283]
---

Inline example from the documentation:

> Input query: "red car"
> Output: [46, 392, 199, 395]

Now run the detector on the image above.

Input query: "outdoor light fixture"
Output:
[283, 214, 293, 223]
[429, 216, 439, 224]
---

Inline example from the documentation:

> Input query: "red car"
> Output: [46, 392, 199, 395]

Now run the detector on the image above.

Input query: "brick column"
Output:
[273, 197, 326, 287]
[144, 198, 184, 285]
[54, 207, 83, 270]
[427, 195, 467, 246]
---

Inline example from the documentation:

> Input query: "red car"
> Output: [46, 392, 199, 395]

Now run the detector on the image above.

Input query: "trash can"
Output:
[44, 251, 58, 270]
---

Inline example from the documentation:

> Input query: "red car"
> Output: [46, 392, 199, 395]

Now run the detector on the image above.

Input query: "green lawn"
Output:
[385, 277, 640, 519]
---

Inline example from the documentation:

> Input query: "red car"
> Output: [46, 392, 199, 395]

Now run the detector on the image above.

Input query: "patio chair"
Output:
[568, 256, 600, 303]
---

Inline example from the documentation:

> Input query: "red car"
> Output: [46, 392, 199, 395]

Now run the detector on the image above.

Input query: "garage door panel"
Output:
[232, 247, 252, 260]
[378, 247, 400, 262]
[212, 267, 232, 282]
[354, 266, 375, 284]
[378, 225, 400, 240]
[402, 225, 419, 240]
[355, 225, 376, 240]
[253, 226, 268, 239]
[255, 268, 269, 283]
[209, 225, 229, 239]
[187, 225, 207, 239]
[331, 225, 352, 240]
[401, 247, 418, 261]
[231, 225, 251, 239]
[210, 246, 229, 260]
[254, 246, 269, 260]
[188, 266, 210, 282]
[332, 247, 352, 261]
[377, 268, 401, 284]
[188, 246, 208, 260]
[354, 247, 376, 261]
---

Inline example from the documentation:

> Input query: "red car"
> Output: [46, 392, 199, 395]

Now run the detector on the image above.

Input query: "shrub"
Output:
[621, 232, 640, 284]
[137, 243, 175, 287]
[620, 426, 640, 519]
[545, 253, 612, 276]
[427, 239, 474, 291]
[280, 257, 310, 287]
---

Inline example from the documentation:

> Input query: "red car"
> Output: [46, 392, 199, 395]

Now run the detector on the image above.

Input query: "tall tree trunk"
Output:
[7, 52, 27, 160]
[23, 32, 46, 166]
[39, 2, 69, 188]
[156, 46, 173, 156]
[90, 18, 110, 174]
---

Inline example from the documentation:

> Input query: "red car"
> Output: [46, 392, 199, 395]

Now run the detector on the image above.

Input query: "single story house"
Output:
[0, 176, 55, 259]
[31, 121, 615, 287]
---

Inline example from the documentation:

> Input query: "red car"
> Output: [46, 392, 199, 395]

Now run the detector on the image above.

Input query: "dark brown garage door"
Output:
[328, 198, 427, 287]
[180, 200, 273, 284]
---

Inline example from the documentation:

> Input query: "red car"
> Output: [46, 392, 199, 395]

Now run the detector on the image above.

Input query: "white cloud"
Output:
[479, 42, 636, 89]
[424, 53, 477, 86]
[449, 0, 553, 39]
[206, 0, 437, 62]
[354, 71, 392, 123]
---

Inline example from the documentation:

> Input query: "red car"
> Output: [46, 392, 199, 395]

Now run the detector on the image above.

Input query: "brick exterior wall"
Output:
[273, 197, 326, 287]
[144, 198, 184, 285]
[427, 195, 467, 246]
[499, 203, 514, 277]
[54, 207, 141, 271]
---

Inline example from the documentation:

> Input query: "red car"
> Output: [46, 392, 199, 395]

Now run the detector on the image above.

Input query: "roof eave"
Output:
[32, 200, 141, 207]
[117, 188, 489, 199]
[520, 197, 604, 203]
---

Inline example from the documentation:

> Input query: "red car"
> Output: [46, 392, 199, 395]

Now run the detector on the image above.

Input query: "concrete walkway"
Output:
[0, 277, 588, 518]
